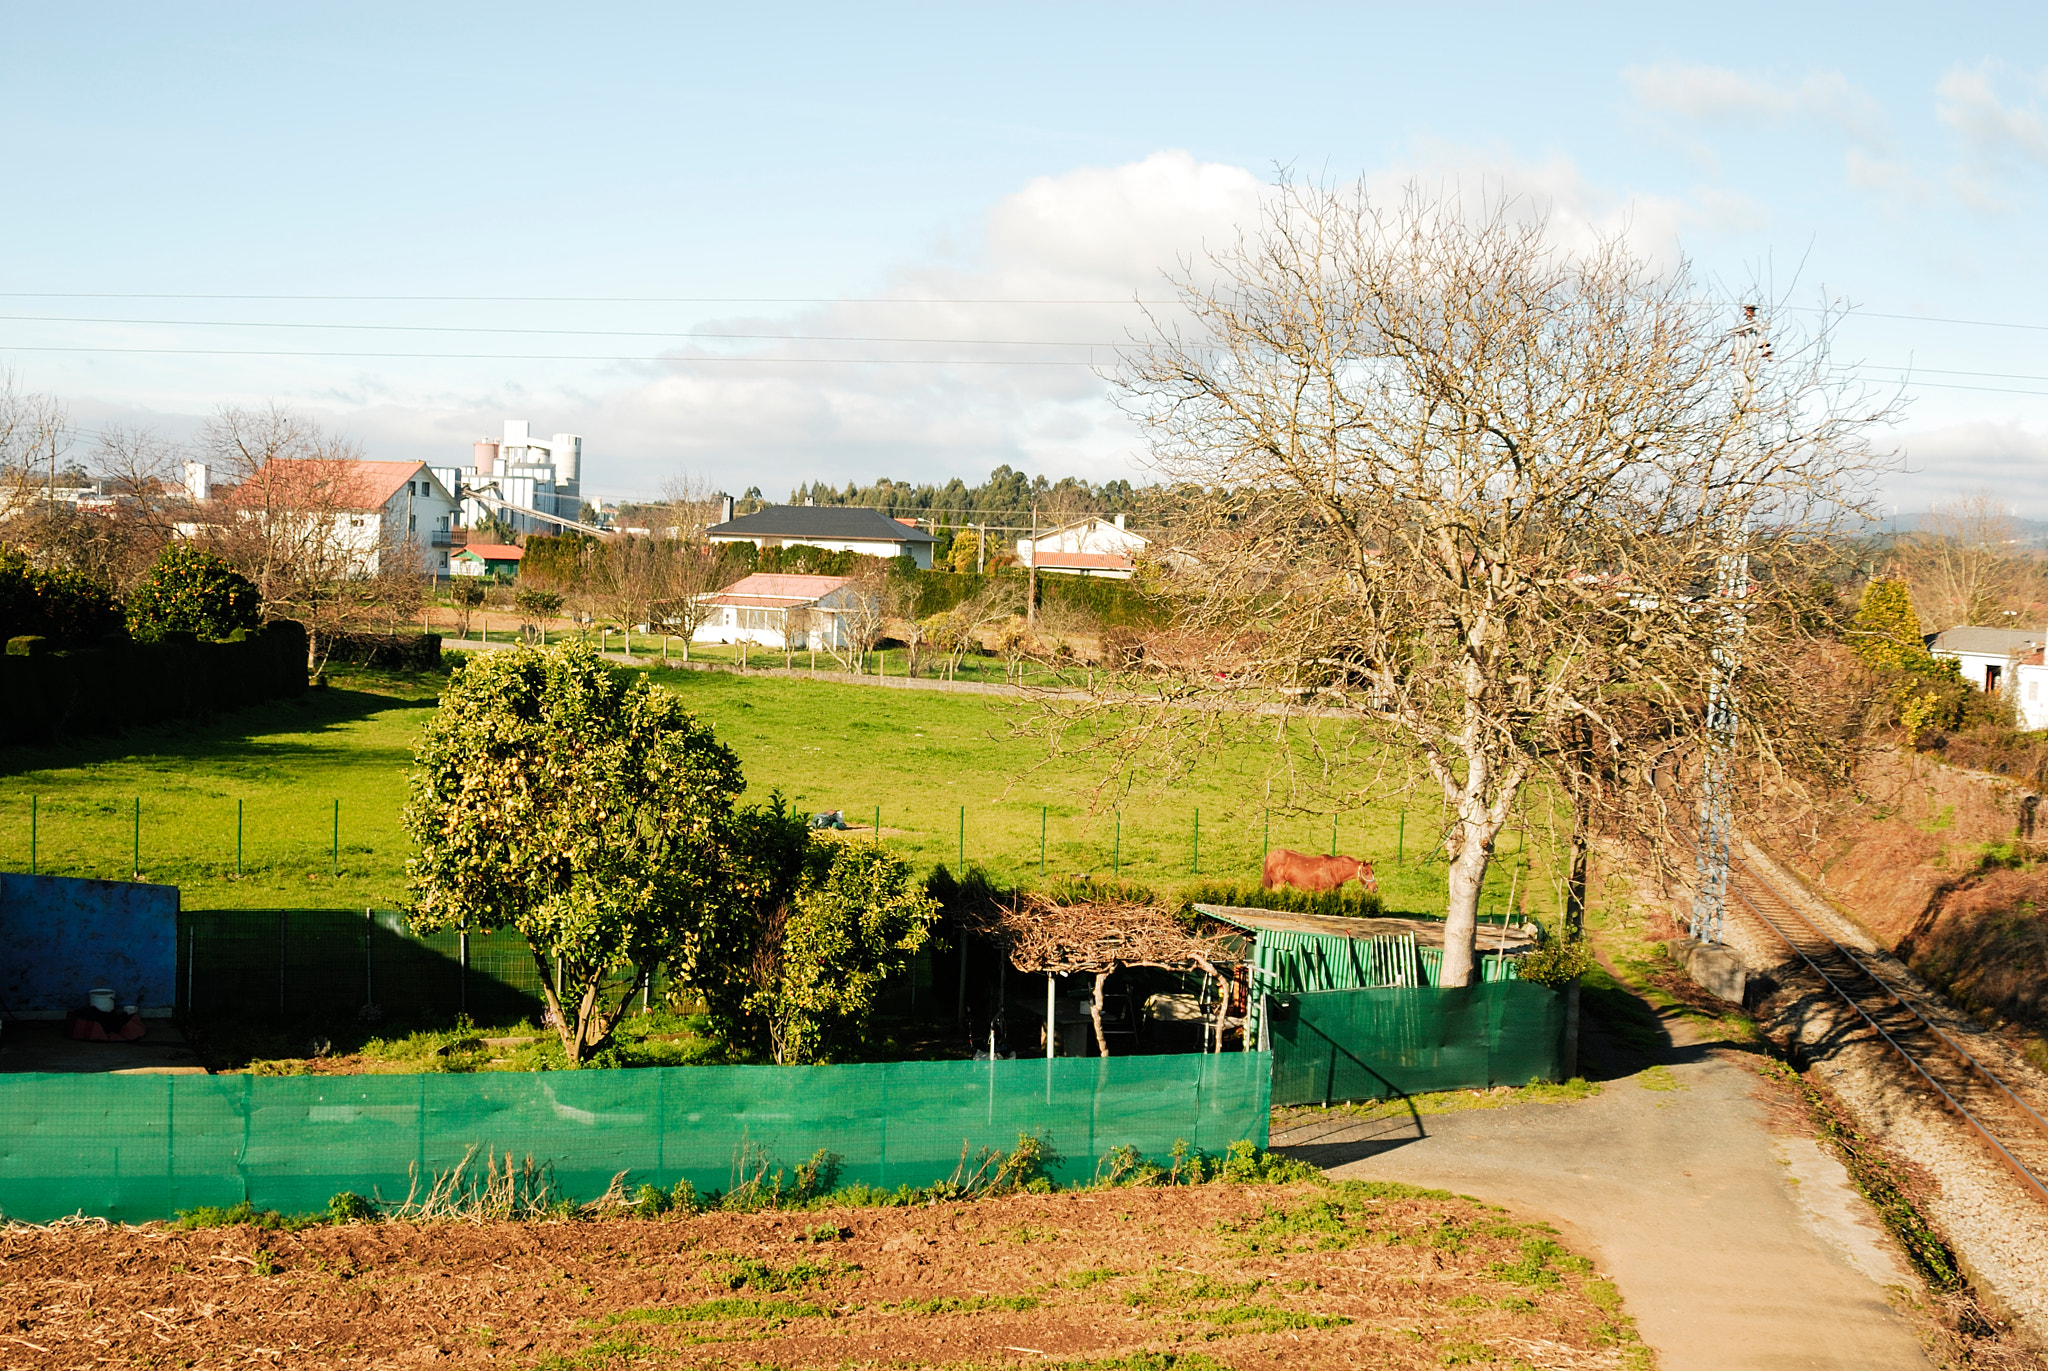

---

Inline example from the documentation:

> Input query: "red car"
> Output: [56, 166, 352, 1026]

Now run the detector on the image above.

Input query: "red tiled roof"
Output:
[1034, 551, 1135, 570]
[227, 459, 437, 512]
[455, 543, 524, 560]
[709, 573, 852, 606]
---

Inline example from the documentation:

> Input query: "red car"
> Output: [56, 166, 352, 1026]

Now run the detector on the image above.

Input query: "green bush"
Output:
[1515, 933, 1593, 987]
[0, 549, 124, 642]
[127, 546, 262, 642]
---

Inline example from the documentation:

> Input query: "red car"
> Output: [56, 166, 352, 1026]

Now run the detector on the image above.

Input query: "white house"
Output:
[222, 459, 458, 576]
[692, 573, 868, 649]
[1015, 514, 1146, 579]
[704, 502, 938, 568]
[1929, 625, 2048, 731]
[1929, 626, 2045, 696]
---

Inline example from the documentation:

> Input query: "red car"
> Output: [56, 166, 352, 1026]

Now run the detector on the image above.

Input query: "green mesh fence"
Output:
[175, 911, 666, 1026]
[0, 1053, 1270, 1223]
[1267, 982, 1566, 1106]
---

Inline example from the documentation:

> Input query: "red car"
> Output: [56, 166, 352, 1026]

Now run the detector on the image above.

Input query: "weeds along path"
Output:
[1270, 1020, 1932, 1369]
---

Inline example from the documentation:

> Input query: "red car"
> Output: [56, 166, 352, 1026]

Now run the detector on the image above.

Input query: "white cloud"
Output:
[1890, 418, 2048, 517]
[1936, 63, 2048, 166]
[45, 149, 1801, 505]
[1624, 63, 1891, 149]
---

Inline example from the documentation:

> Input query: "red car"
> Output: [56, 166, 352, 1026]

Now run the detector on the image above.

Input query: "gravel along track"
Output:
[1726, 843, 2048, 1343]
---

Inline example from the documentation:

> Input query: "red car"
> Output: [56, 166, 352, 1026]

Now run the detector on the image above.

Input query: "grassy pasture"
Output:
[0, 662, 1566, 924]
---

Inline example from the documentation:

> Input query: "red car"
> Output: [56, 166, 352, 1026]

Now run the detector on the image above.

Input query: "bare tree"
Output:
[926, 581, 1024, 680]
[824, 562, 896, 674]
[656, 470, 728, 541]
[1908, 492, 2017, 630]
[648, 544, 735, 661]
[195, 404, 409, 668]
[1066, 183, 1888, 985]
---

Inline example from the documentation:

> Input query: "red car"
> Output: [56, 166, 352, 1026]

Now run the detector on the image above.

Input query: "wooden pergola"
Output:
[969, 892, 1245, 1056]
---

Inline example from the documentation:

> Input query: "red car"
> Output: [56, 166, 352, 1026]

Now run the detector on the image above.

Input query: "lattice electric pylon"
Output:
[1692, 306, 1769, 944]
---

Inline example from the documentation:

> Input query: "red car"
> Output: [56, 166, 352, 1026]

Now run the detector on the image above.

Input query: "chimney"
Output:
[1113, 512, 1125, 531]
[718, 493, 734, 524]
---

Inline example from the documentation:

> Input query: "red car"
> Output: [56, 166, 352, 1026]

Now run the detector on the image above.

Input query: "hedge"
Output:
[319, 631, 443, 671]
[900, 568, 1167, 628]
[0, 621, 308, 748]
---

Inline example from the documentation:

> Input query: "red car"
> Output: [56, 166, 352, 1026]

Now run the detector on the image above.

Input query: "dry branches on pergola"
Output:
[969, 893, 1242, 1056]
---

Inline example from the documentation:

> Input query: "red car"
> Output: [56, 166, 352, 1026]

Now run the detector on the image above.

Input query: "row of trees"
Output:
[0, 379, 432, 665]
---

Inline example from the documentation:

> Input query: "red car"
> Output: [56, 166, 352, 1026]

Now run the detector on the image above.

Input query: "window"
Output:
[408, 514, 416, 532]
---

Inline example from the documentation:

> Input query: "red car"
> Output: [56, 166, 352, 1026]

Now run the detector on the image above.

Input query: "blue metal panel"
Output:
[0, 873, 179, 1015]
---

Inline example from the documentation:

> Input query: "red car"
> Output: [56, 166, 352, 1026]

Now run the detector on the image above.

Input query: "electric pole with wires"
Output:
[1690, 305, 1772, 945]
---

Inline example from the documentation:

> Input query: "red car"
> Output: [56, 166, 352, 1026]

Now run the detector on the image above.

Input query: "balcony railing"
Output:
[428, 530, 453, 548]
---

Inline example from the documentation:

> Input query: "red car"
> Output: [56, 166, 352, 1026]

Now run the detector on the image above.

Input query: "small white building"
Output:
[704, 502, 937, 568]
[1929, 626, 2045, 696]
[692, 573, 866, 649]
[1015, 514, 1146, 579]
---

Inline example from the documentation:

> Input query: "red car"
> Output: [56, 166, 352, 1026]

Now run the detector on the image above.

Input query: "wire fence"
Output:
[173, 909, 671, 1025]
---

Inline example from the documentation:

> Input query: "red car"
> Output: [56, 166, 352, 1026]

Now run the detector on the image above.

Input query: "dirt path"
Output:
[1273, 1028, 1930, 1371]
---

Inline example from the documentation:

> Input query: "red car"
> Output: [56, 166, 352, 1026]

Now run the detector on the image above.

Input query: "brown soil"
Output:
[0, 1185, 1636, 1370]
[1759, 745, 2048, 1042]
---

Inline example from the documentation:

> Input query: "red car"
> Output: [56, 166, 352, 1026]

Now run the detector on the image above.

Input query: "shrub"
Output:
[0, 550, 124, 642]
[1515, 933, 1593, 987]
[127, 546, 262, 642]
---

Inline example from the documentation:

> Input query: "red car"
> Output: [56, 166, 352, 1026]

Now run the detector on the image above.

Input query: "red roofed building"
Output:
[217, 459, 458, 576]
[449, 543, 524, 578]
[1015, 514, 1146, 580]
[692, 572, 863, 649]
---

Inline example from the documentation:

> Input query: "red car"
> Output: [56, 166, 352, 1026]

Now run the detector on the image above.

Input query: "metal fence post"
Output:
[958, 805, 964, 871]
[1329, 814, 1337, 858]
[236, 799, 243, 877]
[132, 798, 140, 878]
[1039, 806, 1046, 877]
[29, 795, 36, 874]
[874, 804, 881, 846]
[1192, 807, 1199, 876]
[1113, 812, 1120, 876]
[332, 799, 339, 877]
[1397, 810, 1405, 864]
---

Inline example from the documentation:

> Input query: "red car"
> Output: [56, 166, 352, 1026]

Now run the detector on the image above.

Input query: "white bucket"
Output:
[88, 988, 115, 1013]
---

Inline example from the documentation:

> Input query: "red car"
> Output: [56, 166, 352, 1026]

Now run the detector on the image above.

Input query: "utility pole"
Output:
[1690, 305, 1767, 946]
[1026, 504, 1038, 625]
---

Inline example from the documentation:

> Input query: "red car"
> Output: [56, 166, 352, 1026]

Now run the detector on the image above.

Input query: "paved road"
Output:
[1273, 1033, 1929, 1370]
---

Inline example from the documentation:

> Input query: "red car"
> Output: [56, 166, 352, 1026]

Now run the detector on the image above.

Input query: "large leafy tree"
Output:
[126, 545, 262, 642]
[404, 642, 744, 1064]
[682, 815, 937, 1065]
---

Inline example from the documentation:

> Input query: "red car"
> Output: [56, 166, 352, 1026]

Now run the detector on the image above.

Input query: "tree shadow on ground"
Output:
[0, 681, 441, 780]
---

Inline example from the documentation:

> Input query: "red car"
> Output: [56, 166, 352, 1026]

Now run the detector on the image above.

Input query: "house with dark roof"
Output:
[704, 501, 938, 569]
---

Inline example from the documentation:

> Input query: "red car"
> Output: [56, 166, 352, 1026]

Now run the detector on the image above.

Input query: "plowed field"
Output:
[0, 1183, 1642, 1369]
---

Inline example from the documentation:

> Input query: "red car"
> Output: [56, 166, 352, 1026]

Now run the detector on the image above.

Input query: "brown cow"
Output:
[1262, 848, 1378, 895]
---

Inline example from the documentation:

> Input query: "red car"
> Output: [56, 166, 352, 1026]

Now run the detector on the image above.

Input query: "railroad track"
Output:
[1724, 852, 2048, 1206]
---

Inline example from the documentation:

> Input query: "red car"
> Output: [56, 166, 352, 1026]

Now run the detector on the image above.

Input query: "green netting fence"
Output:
[1266, 981, 1567, 1106]
[175, 910, 661, 1025]
[0, 1052, 1272, 1223]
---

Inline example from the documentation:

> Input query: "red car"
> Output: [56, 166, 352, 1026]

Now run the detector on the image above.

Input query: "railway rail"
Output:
[1724, 852, 2048, 1206]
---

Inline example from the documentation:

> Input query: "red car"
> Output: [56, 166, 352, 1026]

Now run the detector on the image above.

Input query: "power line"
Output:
[0, 345, 1095, 366]
[0, 292, 1171, 305]
[0, 313, 1125, 347]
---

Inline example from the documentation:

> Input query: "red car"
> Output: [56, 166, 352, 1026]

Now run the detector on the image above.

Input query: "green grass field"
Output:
[0, 661, 1565, 924]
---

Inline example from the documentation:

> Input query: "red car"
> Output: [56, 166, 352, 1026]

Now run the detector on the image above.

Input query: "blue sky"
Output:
[5, 2, 2048, 511]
